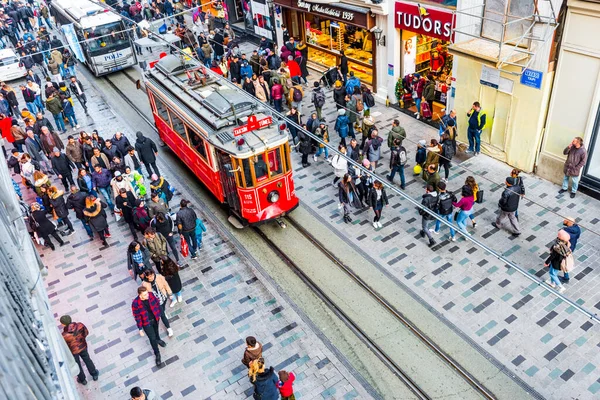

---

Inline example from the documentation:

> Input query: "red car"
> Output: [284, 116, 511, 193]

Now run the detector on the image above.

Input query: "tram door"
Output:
[216, 150, 241, 213]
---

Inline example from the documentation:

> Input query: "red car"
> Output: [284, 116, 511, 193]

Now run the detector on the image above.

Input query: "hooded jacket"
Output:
[135, 132, 158, 164]
[111, 134, 131, 156]
[83, 199, 108, 231]
[66, 191, 87, 219]
[62, 322, 89, 355]
[388, 125, 406, 147]
[252, 367, 279, 400]
[420, 191, 439, 220]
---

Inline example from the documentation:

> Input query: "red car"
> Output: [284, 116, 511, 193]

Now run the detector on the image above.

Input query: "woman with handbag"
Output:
[30, 202, 65, 250]
[127, 241, 154, 282]
[47, 186, 75, 236]
[452, 185, 475, 234]
[465, 176, 480, 228]
[544, 230, 571, 293]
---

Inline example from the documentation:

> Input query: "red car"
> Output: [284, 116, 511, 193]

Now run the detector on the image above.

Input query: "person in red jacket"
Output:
[60, 315, 99, 385]
[132, 286, 166, 366]
[271, 79, 284, 112]
[286, 55, 301, 85]
[277, 370, 296, 400]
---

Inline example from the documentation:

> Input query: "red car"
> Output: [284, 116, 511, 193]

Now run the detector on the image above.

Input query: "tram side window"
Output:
[242, 158, 253, 188]
[267, 148, 283, 177]
[187, 125, 207, 159]
[169, 112, 188, 142]
[153, 95, 171, 125]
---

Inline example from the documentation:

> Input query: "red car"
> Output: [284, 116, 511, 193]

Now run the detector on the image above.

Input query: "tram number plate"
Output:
[233, 116, 272, 136]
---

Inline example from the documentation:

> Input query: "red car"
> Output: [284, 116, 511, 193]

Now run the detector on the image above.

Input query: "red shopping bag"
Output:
[421, 102, 432, 119]
[180, 236, 189, 258]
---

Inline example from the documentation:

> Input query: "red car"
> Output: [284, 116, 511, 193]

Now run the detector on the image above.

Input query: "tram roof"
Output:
[145, 55, 288, 158]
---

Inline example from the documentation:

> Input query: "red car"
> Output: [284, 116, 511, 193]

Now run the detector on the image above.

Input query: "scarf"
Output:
[553, 239, 571, 257]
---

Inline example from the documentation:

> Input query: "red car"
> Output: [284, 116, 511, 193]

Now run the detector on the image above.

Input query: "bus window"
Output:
[153, 96, 171, 125]
[267, 148, 283, 177]
[84, 22, 129, 54]
[242, 158, 253, 187]
[169, 112, 188, 142]
[253, 155, 269, 183]
[187, 125, 207, 159]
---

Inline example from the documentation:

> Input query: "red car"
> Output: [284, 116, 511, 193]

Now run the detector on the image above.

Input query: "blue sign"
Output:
[521, 69, 543, 90]
[388, 63, 394, 76]
[61, 24, 86, 63]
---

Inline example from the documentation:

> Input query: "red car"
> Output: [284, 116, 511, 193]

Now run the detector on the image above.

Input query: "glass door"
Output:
[581, 103, 600, 192]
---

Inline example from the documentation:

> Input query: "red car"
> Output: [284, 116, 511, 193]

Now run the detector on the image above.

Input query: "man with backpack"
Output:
[431, 181, 457, 241]
[386, 138, 407, 189]
[492, 177, 522, 236]
[420, 184, 439, 248]
[387, 119, 406, 148]
[311, 82, 326, 120]
[289, 84, 304, 116]
[363, 87, 376, 117]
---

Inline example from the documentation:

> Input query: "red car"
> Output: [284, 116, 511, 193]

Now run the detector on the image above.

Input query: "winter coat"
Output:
[51, 153, 74, 175]
[49, 190, 70, 218]
[62, 322, 89, 355]
[335, 115, 350, 138]
[134, 133, 158, 164]
[333, 87, 346, 108]
[66, 191, 88, 220]
[423, 80, 435, 101]
[45, 96, 63, 116]
[47, 59, 60, 75]
[91, 153, 110, 169]
[128, 246, 154, 280]
[253, 80, 270, 102]
[201, 43, 213, 60]
[425, 145, 442, 168]
[346, 99, 358, 124]
[66, 142, 84, 163]
[31, 209, 56, 236]
[40, 131, 64, 154]
[143, 233, 169, 261]
[420, 192, 439, 220]
[498, 185, 521, 213]
[287, 60, 301, 78]
[365, 137, 383, 162]
[111, 134, 131, 156]
[148, 198, 168, 218]
[176, 207, 197, 232]
[83, 200, 109, 231]
[111, 177, 135, 197]
[563, 145, 587, 177]
[142, 273, 172, 299]
[368, 187, 389, 208]
[388, 125, 406, 147]
[270, 83, 283, 100]
[297, 130, 312, 156]
[331, 154, 348, 178]
[252, 367, 280, 400]
[92, 168, 112, 189]
[115, 192, 136, 223]
[150, 176, 173, 202]
[338, 181, 362, 208]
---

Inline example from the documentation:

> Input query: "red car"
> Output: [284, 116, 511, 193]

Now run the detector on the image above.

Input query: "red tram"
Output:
[143, 55, 299, 226]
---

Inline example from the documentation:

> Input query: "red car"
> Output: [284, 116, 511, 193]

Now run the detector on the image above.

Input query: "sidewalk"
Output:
[12, 71, 372, 399]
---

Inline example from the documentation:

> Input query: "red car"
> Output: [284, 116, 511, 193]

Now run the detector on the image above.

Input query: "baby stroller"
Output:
[320, 66, 339, 88]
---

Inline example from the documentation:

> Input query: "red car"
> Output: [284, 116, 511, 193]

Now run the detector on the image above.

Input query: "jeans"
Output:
[26, 101, 37, 115]
[181, 230, 198, 257]
[273, 98, 282, 112]
[158, 302, 171, 329]
[467, 128, 481, 153]
[435, 213, 456, 238]
[456, 209, 473, 232]
[388, 165, 406, 187]
[315, 146, 329, 159]
[79, 218, 93, 237]
[58, 216, 74, 232]
[53, 113, 66, 132]
[66, 113, 78, 127]
[143, 161, 160, 177]
[415, 98, 421, 114]
[165, 234, 180, 262]
[143, 321, 161, 355]
[74, 349, 98, 382]
[75, 93, 87, 111]
[549, 266, 562, 287]
[34, 95, 45, 112]
[66, 66, 76, 77]
[44, 18, 53, 29]
[97, 186, 114, 210]
[421, 218, 434, 240]
[562, 175, 580, 193]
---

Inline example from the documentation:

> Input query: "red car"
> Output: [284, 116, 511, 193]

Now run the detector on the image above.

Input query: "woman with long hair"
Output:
[127, 240, 153, 281]
[160, 257, 183, 306]
[30, 202, 65, 250]
[331, 144, 348, 186]
[33, 170, 51, 196]
[452, 185, 475, 233]
[248, 358, 278, 400]
[338, 173, 362, 223]
[368, 180, 389, 229]
[47, 185, 75, 235]
[465, 176, 479, 227]
[425, 138, 442, 171]
[83, 195, 110, 246]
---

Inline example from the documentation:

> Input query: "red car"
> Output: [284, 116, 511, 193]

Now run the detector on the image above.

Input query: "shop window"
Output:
[308, 47, 336, 69]
[187, 125, 207, 159]
[242, 158, 253, 187]
[267, 148, 283, 178]
[170, 112, 188, 142]
[348, 60, 372, 85]
[153, 95, 171, 125]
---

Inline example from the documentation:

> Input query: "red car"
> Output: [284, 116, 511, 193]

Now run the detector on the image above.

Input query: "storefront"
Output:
[394, 1, 455, 119]
[273, 0, 376, 88]
[224, 0, 276, 40]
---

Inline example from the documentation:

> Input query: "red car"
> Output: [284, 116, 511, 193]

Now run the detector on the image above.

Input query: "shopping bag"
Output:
[561, 253, 575, 273]
[180, 236, 189, 258]
[421, 102, 432, 119]
[114, 207, 123, 222]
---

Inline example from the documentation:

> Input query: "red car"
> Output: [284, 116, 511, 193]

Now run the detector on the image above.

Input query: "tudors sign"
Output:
[394, 2, 454, 41]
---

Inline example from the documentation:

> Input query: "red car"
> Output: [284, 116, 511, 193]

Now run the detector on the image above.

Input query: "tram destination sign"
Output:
[233, 116, 273, 136]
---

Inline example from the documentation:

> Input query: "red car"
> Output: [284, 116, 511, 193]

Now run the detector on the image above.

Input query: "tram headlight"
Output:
[267, 190, 280, 203]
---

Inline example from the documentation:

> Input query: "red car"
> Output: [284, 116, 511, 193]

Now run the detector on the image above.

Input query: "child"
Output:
[277, 370, 296, 400]
[241, 336, 263, 368]
[195, 218, 207, 249]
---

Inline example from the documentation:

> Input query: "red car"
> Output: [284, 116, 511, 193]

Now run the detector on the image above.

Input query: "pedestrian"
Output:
[439, 132, 455, 181]
[128, 240, 154, 281]
[65, 135, 84, 169]
[285, 106, 300, 145]
[465, 176, 479, 227]
[124, 146, 143, 176]
[270, 78, 283, 112]
[47, 186, 75, 236]
[242, 336, 263, 368]
[103, 139, 122, 162]
[83, 195, 110, 246]
[364, 129, 383, 169]
[492, 177, 522, 236]
[338, 173, 362, 223]
[368, 180, 388, 229]
[311, 81, 326, 119]
[423, 163, 441, 192]
[151, 212, 180, 265]
[115, 188, 139, 240]
[176, 199, 199, 260]
[69, 76, 87, 113]
[277, 370, 296, 400]
[149, 174, 173, 205]
[452, 185, 475, 234]
[91, 147, 110, 170]
[331, 144, 348, 187]
[419, 184, 439, 247]
[131, 286, 166, 367]
[289, 82, 303, 116]
[387, 119, 406, 148]
[51, 147, 75, 189]
[77, 168, 96, 196]
[313, 120, 329, 162]
[466, 101, 486, 155]
[133, 199, 151, 232]
[19, 154, 36, 189]
[440, 109, 457, 136]
[333, 80, 346, 109]
[30, 202, 65, 250]
[297, 127, 311, 168]
[160, 257, 183, 306]
[560, 217, 580, 283]
[59, 315, 98, 385]
[425, 139, 442, 171]
[415, 139, 427, 170]
[134, 131, 160, 178]
[91, 165, 115, 212]
[61, 92, 79, 130]
[422, 75, 435, 120]
[25, 130, 52, 173]
[249, 358, 279, 400]
[141, 269, 174, 336]
[66, 185, 94, 239]
[559, 136, 587, 198]
[111, 171, 135, 197]
[45, 91, 66, 132]
[334, 109, 350, 147]
[143, 227, 170, 270]
[130, 387, 159, 400]
[194, 218, 207, 250]
[386, 138, 407, 189]
[432, 181, 457, 241]
[148, 192, 169, 218]
[544, 230, 572, 293]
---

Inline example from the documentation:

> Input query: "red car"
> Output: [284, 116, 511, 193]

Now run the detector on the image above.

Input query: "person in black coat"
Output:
[30, 202, 65, 250]
[229, 56, 241, 84]
[333, 82, 346, 110]
[66, 186, 93, 238]
[134, 131, 160, 178]
[50, 148, 75, 189]
[127, 241, 154, 281]
[83, 196, 110, 246]
[367, 180, 389, 229]
[213, 29, 224, 58]
[47, 186, 75, 235]
[115, 188, 138, 240]
[297, 125, 312, 168]
[339, 51, 349, 84]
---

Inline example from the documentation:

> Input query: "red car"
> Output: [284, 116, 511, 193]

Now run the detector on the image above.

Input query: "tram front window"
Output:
[253, 156, 268, 182]
[267, 148, 283, 177]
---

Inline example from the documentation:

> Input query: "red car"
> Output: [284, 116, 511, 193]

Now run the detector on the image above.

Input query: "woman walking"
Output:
[439, 133, 455, 181]
[368, 180, 389, 229]
[331, 144, 348, 187]
[47, 186, 75, 236]
[465, 176, 479, 227]
[30, 202, 65, 250]
[83, 195, 110, 246]
[127, 241, 154, 281]
[160, 257, 183, 306]
[338, 173, 362, 223]
[425, 139, 442, 171]
[249, 358, 279, 400]
[544, 230, 571, 293]
[452, 185, 475, 234]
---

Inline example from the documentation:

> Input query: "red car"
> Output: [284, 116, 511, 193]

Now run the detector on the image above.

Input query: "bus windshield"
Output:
[84, 22, 129, 54]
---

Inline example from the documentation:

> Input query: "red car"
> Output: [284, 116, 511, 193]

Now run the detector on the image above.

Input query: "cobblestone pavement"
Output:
[285, 70, 600, 399]
[13, 71, 372, 399]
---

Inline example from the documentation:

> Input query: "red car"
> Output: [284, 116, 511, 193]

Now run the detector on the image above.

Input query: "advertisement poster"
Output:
[61, 24, 86, 63]
[250, 0, 274, 39]
[402, 36, 417, 77]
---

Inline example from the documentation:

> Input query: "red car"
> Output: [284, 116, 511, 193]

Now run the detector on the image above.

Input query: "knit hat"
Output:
[136, 131, 144, 139]
[338, 109, 346, 116]
[114, 171, 122, 177]
[557, 229, 570, 242]
[418, 139, 426, 146]
[362, 158, 370, 167]
[60, 315, 72, 325]
[52, 147, 59, 153]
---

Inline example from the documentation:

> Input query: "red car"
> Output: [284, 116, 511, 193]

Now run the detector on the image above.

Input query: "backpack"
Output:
[314, 90, 325, 107]
[293, 87, 302, 102]
[364, 92, 375, 108]
[355, 97, 364, 112]
[393, 147, 407, 166]
[442, 141, 455, 159]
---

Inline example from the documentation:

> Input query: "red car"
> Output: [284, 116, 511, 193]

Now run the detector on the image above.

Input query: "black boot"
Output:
[155, 354, 161, 366]
[429, 238, 436, 248]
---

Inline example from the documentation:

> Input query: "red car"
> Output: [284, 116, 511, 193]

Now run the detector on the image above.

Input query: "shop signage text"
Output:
[233, 115, 273, 136]
[520, 69, 543, 90]
[394, 2, 454, 41]
[297, 1, 354, 21]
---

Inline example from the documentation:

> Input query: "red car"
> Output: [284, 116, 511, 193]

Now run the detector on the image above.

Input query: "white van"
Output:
[0, 49, 27, 82]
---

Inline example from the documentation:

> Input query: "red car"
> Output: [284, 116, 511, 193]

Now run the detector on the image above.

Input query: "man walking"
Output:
[51, 147, 75, 190]
[493, 177, 522, 236]
[176, 199, 198, 260]
[466, 102, 486, 155]
[432, 181, 457, 241]
[92, 165, 115, 212]
[559, 137, 587, 198]
[60, 315, 98, 385]
[135, 131, 160, 178]
[142, 269, 174, 335]
[386, 138, 407, 189]
[311, 81, 326, 120]
[69, 76, 87, 113]
[419, 185, 439, 248]
[143, 227, 170, 270]
[45, 91, 66, 133]
[132, 286, 166, 366]
[387, 119, 406, 148]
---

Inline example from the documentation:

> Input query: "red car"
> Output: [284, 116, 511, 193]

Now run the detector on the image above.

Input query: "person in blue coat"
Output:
[345, 71, 360, 95]
[249, 358, 279, 400]
[560, 217, 581, 283]
[195, 218, 207, 249]
[334, 109, 350, 147]
[240, 60, 253, 81]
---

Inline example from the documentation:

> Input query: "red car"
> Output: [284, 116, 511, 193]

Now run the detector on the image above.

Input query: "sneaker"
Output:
[429, 228, 439, 235]
[372, 222, 378, 228]
[377, 221, 383, 228]
[472, 222, 477, 228]
[465, 150, 474, 154]
[177, 295, 183, 303]
[313, 154, 317, 162]
[191, 254, 198, 260]
[570, 192, 576, 199]
[475, 152, 480, 156]
[558, 286, 566, 293]
[104, 233, 111, 238]
[67, 229, 75, 236]
[326, 157, 332, 164]
[545, 279, 556, 288]
[558, 189, 568, 194]
[416, 114, 420, 120]
[76, 125, 80, 128]
[558, 277, 570, 283]
[170, 300, 177, 308]
[167, 328, 173, 337]
[450, 236, 456, 242]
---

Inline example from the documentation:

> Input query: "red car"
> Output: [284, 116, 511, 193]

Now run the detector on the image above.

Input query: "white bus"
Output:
[50, 0, 137, 76]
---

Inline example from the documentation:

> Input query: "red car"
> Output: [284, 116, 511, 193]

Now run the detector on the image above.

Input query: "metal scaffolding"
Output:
[450, 0, 559, 74]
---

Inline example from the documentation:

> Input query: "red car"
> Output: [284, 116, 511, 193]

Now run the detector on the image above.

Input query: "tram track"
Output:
[254, 217, 497, 400]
